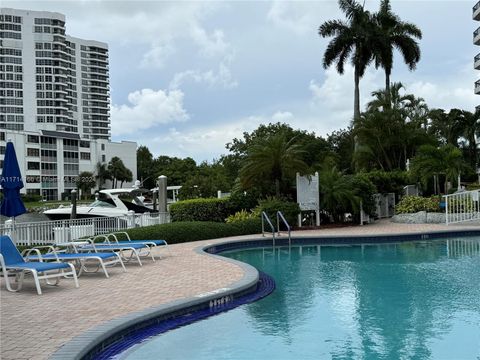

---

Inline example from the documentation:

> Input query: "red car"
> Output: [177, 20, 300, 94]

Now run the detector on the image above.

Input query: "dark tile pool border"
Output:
[50, 229, 480, 360]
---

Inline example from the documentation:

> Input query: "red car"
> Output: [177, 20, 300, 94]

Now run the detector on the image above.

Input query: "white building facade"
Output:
[0, 8, 137, 199]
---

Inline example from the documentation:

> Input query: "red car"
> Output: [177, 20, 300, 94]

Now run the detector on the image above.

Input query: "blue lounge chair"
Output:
[23, 245, 127, 278]
[75, 235, 154, 266]
[0, 235, 79, 295]
[107, 232, 170, 256]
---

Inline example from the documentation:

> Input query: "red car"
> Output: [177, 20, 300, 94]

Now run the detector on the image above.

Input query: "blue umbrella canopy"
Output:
[1, 141, 26, 217]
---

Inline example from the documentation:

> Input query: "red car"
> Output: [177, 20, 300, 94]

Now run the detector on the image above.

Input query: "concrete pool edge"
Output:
[50, 246, 260, 360]
[50, 228, 480, 360]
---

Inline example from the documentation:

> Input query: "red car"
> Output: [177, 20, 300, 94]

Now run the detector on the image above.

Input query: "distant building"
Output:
[474, 3, 480, 101]
[0, 8, 137, 199]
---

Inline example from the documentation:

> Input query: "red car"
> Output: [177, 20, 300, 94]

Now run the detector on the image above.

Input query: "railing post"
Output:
[127, 210, 135, 228]
[445, 195, 449, 225]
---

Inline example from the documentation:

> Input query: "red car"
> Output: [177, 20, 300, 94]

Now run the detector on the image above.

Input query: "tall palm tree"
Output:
[239, 133, 309, 197]
[319, 0, 375, 121]
[458, 108, 480, 168]
[411, 144, 467, 194]
[373, 0, 422, 96]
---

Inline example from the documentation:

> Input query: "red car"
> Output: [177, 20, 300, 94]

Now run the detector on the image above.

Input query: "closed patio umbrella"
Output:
[1, 140, 27, 218]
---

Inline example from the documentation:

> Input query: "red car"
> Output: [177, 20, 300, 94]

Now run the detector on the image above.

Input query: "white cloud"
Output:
[169, 55, 238, 89]
[140, 42, 175, 69]
[308, 65, 382, 131]
[190, 26, 230, 58]
[271, 111, 294, 122]
[406, 63, 478, 111]
[111, 89, 189, 136]
[266, 1, 340, 35]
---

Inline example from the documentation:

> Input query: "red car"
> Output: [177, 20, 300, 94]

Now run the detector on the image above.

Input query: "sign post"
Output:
[296, 172, 320, 227]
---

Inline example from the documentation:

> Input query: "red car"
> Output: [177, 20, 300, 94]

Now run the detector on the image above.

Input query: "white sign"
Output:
[296, 172, 319, 211]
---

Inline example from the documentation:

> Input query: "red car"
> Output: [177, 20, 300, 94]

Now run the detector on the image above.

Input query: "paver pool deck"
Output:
[1, 219, 479, 360]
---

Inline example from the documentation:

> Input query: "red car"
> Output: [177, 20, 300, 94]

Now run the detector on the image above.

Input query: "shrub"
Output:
[349, 174, 376, 217]
[21, 194, 42, 202]
[225, 208, 261, 223]
[125, 219, 262, 244]
[396, 196, 441, 214]
[361, 170, 410, 195]
[255, 197, 300, 226]
[170, 198, 231, 222]
[226, 190, 259, 213]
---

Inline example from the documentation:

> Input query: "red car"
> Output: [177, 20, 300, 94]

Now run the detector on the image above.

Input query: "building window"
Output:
[101, 144, 105, 151]
[80, 152, 90, 160]
[102, 154, 106, 162]
[79, 140, 90, 148]
[0, 146, 5, 154]
[0, 132, 5, 141]
[27, 162, 40, 170]
[27, 135, 39, 143]
[27, 148, 40, 157]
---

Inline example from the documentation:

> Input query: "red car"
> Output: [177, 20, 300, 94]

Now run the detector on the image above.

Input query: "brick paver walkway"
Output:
[1, 220, 478, 360]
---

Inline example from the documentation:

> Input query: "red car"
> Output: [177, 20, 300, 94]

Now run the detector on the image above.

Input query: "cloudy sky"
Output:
[4, 0, 479, 161]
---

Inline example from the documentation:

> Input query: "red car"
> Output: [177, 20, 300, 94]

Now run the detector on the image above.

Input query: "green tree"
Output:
[107, 157, 132, 188]
[373, 0, 422, 95]
[410, 144, 468, 194]
[457, 109, 480, 168]
[95, 162, 111, 189]
[239, 133, 309, 198]
[76, 171, 96, 199]
[428, 108, 464, 146]
[319, 0, 375, 121]
[353, 83, 432, 171]
[137, 145, 155, 188]
[319, 162, 360, 222]
[154, 156, 197, 185]
[227, 122, 329, 168]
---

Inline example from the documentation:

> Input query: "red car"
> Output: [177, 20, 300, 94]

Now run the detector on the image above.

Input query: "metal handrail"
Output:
[261, 211, 276, 247]
[276, 211, 291, 248]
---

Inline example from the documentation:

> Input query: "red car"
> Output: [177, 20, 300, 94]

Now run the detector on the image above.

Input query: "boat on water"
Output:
[43, 187, 155, 221]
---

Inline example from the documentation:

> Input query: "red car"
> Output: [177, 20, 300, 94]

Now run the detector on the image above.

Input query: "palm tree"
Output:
[458, 109, 480, 168]
[95, 162, 111, 190]
[373, 0, 422, 96]
[411, 144, 467, 194]
[319, 164, 360, 222]
[239, 133, 309, 197]
[319, 0, 375, 121]
[428, 108, 464, 146]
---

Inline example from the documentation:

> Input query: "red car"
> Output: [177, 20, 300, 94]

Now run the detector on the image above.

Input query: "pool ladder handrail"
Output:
[261, 211, 276, 247]
[276, 211, 291, 248]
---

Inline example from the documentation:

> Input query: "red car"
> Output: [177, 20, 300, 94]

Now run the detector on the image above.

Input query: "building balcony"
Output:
[475, 27, 480, 45]
[475, 80, 480, 94]
[475, 54, 480, 70]
[474, 1, 480, 20]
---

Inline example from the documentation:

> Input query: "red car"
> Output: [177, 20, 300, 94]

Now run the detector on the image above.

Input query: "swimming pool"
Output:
[113, 237, 480, 359]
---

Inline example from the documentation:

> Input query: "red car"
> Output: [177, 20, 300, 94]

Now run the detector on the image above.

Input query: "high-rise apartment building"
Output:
[474, 2, 480, 99]
[0, 8, 110, 140]
[0, 8, 136, 200]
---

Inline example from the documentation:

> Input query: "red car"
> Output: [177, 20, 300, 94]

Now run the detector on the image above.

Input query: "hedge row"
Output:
[169, 198, 232, 222]
[125, 219, 262, 245]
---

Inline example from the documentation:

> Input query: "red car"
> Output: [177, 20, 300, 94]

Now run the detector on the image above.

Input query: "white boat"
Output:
[43, 187, 154, 221]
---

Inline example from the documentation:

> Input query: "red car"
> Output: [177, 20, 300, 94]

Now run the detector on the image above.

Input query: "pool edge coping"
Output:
[49, 227, 480, 360]
[49, 245, 259, 360]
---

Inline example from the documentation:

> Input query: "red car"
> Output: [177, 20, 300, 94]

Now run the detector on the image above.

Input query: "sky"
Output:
[3, 0, 480, 162]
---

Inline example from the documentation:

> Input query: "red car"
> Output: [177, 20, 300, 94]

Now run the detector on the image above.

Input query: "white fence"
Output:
[2, 212, 170, 246]
[445, 190, 480, 225]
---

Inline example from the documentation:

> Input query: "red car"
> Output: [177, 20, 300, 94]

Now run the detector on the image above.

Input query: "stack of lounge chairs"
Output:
[0, 232, 169, 295]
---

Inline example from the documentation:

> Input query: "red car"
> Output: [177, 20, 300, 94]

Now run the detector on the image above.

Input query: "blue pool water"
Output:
[120, 238, 480, 360]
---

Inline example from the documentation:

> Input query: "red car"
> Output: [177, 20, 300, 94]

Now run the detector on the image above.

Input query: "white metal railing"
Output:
[446, 238, 480, 257]
[261, 211, 276, 247]
[445, 190, 480, 225]
[276, 211, 291, 247]
[1, 212, 170, 246]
